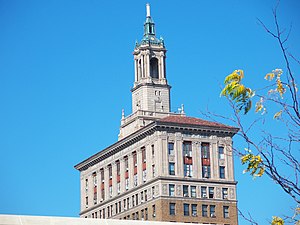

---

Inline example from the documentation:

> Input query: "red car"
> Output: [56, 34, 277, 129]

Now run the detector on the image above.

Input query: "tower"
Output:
[75, 4, 238, 225]
[132, 3, 170, 113]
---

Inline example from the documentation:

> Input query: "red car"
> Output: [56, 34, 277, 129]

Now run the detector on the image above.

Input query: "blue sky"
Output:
[0, 0, 299, 224]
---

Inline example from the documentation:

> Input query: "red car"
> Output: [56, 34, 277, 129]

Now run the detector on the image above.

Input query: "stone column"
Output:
[146, 50, 150, 78]
[112, 162, 117, 196]
[160, 53, 165, 79]
[137, 148, 143, 185]
[161, 133, 168, 176]
[175, 132, 183, 177]
[134, 58, 138, 82]
[198, 141, 203, 179]
[141, 53, 145, 78]
[104, 166, 110, 200]
[192, 141, 198, 178]
[128, 153, 134, 189]
[211, 141, 218, 179]
[120, 158, 125, 193]
[146, 143, 152, 181]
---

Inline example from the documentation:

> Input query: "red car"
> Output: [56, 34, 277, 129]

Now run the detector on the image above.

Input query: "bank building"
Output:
[74, 4, 238, 225]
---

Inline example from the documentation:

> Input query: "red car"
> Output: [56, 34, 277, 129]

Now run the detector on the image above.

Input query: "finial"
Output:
[181, 104, 185, 115]
[122, 109, 125, 120]
[146, 3, 151, 17]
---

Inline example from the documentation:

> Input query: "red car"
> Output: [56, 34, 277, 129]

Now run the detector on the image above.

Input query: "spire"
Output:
[144, 3, 155, 37]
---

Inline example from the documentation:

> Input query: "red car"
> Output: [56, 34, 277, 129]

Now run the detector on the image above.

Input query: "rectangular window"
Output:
[210, 205, 216, 217]
[183, 141, 192, 157]
[100, 169, 104, 182]
[152, 165, 156, 177]
[168, 142, 174, 155]
[109, 186, 112, 198]
[223, 206, 229, 218]
[202, 205, 208, 217]
[169, 203, 176, 215]
[219, 146, 225, 159]
[183, 185, 189, 197]
[135, 193, 138, 206]
[85, 179, 88, 193]
[151, 144, 155, 157]
[92, 172, 97, 186]
[116, 161, 120, 176]
[201, 186, 207, 198]
[202, 165, 211, 178]
[132, 196, 135, 207]
[169, 162, 175, 175]
[134, 174, 138, 187]
[142, 147, 146, 162]
[85, 196, 88, 207]
[141, 209, 144, 220]
[125, 178, 129, 190]
[145, 190, 148, 201]
[169, 184, 175, 196]
[209, 187, 214, 198]
[183, 203, 190, 216]
[133, 152, 137, 167]
[220, 166, 226, 179]
[117, 182, 121, 194]
[124, 157, 129, 171]
[152, 205, 156, 217]
[222, 188, 228, 199]
[108, 165, 112, 179]
[142, 170, 147, 183]
[184, 164, 193, 177]
[201, 143, 210, 158]
[191, 186, 196, 198]
[191, 204, 197, 216]
[145, 208, 148, 220]
[152, 186, 155, 198]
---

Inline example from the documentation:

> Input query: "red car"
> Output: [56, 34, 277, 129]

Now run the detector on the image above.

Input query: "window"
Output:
[201, 186, 207, 198]
[134, 174, 138, 187]
[85, 179, 88, 193]
[210, 205, 216, 217]
[125, 178, 129, 190]
[109, 186, 112, 198]
[201, 143, 210, 158]
[191, 204, 197, 216]
[145, 208, 148, 220]
[169, 184, 175, 196]
[191, 186, 196, 198]
[184, 164, 193, 177]
[116, 161, 120, 176]
[209, 187, 214, 198]
[142, 170, 147, 183]
[169, 163, 175, 175]
[220, 166, 226, 179]
[145, 190, 148, 201]
[168, 142, 174, 155]
[152, 165, 156, 177]
[169, 203, 176, 215]
[141, 191, 144, 202]
[85, 196, 88, 207]
[223, 206, 229, 218]
[183, 185, 189, 197]
[151, 144, 155, 157]
[202, 165, 211, 178]
[183, 203, 190, 216]
[133, 152, 137, 167]
[132, 196, 135, 207]
[222, 188, 228, 199]
[124, 157, 129, 171]
[117, 182, 121, 194]
[100, 169, 104, 182]
[103, 208, 105, 219]
[141, 209, 144, 220]
[219, 146, 225, 159]
[152, 205, 156, 217]
[202, 205, 208, 217]
[152, 186, 155, 198]
[183, 141, 192, 157]
[135, 193, 138, 205]
[142, 147, 146, 162]
[92, 172, 97, 186]
[108, 165, 112, 179]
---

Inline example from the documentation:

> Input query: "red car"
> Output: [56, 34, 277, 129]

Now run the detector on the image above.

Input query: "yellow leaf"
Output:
[271, 216, 284, 225]
[273, 110, 282, 119]
[265, 73, 275, 81]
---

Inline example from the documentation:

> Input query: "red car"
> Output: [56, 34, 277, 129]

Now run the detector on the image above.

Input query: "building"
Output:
[74, 4, 239, 225]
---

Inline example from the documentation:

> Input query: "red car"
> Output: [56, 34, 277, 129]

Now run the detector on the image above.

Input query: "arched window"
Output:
[150, 58, 159, 79]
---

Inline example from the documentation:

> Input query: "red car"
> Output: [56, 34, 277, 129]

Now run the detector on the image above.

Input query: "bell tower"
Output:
[131, 3, 171, 113]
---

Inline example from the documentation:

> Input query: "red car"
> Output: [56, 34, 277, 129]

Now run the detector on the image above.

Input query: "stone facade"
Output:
[74, 4, 239, 225]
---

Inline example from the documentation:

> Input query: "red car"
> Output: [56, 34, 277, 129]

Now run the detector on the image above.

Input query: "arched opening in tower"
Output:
[150, 58, 159, 79]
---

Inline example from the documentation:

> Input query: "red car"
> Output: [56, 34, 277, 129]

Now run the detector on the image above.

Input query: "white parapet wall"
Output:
[0, 215, 207, 225]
